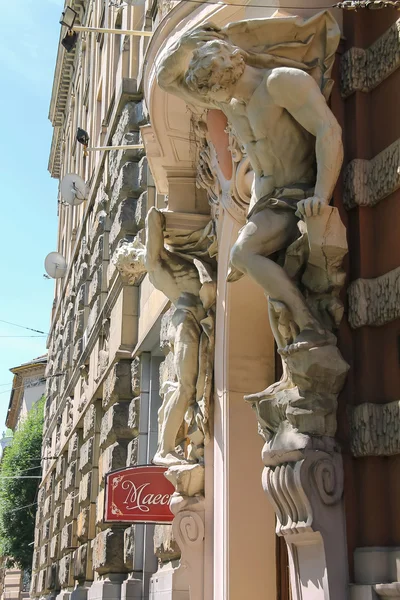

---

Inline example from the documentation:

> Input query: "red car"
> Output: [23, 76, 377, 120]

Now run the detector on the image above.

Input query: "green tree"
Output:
[0, 396, 45, 571]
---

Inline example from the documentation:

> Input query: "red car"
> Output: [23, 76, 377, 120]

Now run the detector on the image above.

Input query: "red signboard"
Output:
[104, 465, 175, 523]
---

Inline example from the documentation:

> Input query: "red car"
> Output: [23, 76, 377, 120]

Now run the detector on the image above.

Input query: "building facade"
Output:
[31, 1, 400, 600]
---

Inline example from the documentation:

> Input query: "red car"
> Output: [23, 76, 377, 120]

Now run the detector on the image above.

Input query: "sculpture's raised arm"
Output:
[156, 24, 225, 108]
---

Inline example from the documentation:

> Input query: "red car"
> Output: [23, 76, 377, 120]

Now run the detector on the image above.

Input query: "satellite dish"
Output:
[44, 252, 68, 279]
[60, 173, 88, 206]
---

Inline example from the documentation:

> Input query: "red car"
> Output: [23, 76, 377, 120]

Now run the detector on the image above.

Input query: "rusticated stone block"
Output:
[76, 262, 89, 290]
[92, 528, 129, 575]
[74, 308, 85, 339]
[79, 437, 94, 474]
[88, 267, 103, 307]
[128, 397, 140, 432]
[83, 403, 97, 439]
[30, 571, 38, 598]
[54, 480, 63, 504]
[134, 190, 148, 230]
[73, 542, 93, 582]
[103, 360, 132, 409]
[39, 543, 48, 567]
[110, 162, 146, 214]
[63, 302, 74, 326]
[37, 485, 46, 507]
[77, 505, 96, 542]
[65, 460, 77, 492]
[126, 437, 138, 467]
[64, 491, 76, 521]
[68, 432, 79, 462]
[96, 488, 105, 527]
[34, 524, 41, 546]
[43, 494, 52, 518]
[50, 534, 59, 560]
[62, 321, 72, 347]
[59, 553, 74, 587]
[109, 198, 142, 253]
[131, 356, 141, 396]
[75, 284, 87, 312]
[60, 522, 77, 554]
[42, 519, 51, 542]
[124, 525, 135, 570]
[52, 506, 62, 533]
[79, 470, 98, 507]
[73, 337, 84, 367]
[37, 569, 47, 594]
[99, 442, 128, 483]
[154, 524, 181, 562]
[100, 403, 134, 449]
[89, 235, 105, 277]
[61, 347, 71, 372]
[32, 549, 39, 571]
[55, 455, 66, 481]
[87, 296, 100, 336]
[46, 563, 58, 591]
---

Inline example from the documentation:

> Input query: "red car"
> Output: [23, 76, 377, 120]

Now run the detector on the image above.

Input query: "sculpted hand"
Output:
[182, 23, 226, 48]
[296, 196, 327, 219]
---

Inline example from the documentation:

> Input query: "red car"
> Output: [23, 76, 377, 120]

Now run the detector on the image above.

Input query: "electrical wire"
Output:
[0, 335, 47, 338]
[0, 319, 48, 335]
[0, 502, 38, 514]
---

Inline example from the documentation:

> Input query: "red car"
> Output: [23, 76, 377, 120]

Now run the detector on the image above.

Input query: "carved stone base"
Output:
[263, 448, 347, 599]
[150, 466, 205, 600]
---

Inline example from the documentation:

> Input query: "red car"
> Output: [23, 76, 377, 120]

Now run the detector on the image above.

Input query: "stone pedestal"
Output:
[56, 590, 73, 600]
[149, 563, 189, 600]
[70, 584, 90, 600]
[87, 575, 125, 600]
[263, 447, 347, 600]
[121, 577, 142, 600]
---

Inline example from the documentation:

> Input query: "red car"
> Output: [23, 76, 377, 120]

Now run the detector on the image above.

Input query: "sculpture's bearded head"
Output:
[186, 40, 246, 102]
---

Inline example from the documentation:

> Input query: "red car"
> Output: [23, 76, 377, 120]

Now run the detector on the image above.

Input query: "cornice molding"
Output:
[341, 18, 400, 98]
[348, 265, 400, 328]
[48, 0, 87, 178]
[351, 400, 400, 457]
[343, 138, 400, 210]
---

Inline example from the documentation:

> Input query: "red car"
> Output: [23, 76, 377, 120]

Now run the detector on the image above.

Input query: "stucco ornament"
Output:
[157, 10, 349, 456]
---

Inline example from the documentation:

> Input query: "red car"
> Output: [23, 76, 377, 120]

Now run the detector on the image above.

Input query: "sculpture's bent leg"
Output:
[229, 208, 325, 338]
[153, 309, 201, 467]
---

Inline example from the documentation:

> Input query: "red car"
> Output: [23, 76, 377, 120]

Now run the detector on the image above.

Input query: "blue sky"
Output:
[0, 0, 64, 430]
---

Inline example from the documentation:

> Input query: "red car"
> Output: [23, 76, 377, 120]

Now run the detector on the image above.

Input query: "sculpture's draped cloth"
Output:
[164, 223, 217, 453]
[222, 10, 340, 101]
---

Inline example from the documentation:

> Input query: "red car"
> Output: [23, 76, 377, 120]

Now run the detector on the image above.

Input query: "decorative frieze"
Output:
[343, 138, 400, 209]
[348, 266, 400, 328]
[341, 19, 400, 97]
[351, 401, 400, 457]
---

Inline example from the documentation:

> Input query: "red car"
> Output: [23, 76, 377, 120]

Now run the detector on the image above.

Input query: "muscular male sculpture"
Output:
[156, 12, 343, 360]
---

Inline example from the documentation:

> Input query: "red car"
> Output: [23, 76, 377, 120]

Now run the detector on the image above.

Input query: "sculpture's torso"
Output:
[222, 72, 316, 201]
